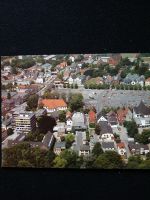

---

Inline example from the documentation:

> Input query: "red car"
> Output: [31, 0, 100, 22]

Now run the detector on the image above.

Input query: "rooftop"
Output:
[41, 99, 67, 109]
[54, 141, 66, 148]
[99, 121, 113, 134]
[134, 101, 150, 115]
[102, 141, 115, 149]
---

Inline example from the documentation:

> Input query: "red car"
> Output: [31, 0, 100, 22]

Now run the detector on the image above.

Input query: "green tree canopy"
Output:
[68, 93, 84, 112]
[93, 151, 124, 169]
[92, 142, 103, 157]
[27, 94, 39, 111]
[37, 116, 56, 134]
[52, 156, 68, 168]
[17, 160, 33, 167]
[123, 120, 138, 138]
[126, 156, 142, 169]
[95, 124, 101, 135]
[59, 111, 66, 122]
[135, 129, 150, 144]
[59, 149, 79, 168]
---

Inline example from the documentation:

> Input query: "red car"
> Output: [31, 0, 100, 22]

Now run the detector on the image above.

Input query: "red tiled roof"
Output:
[59, 62, 67, 68]
[41, 99, 67, 109]
[145, 77, 150, 82]
[89, 110, 96, 123]
[117, 108, 128, 124]
[66, 111, 72, 118]
[117, 142, 125, 149]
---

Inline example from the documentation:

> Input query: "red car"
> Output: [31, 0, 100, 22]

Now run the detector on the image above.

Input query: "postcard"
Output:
[1, 54, 150, 168]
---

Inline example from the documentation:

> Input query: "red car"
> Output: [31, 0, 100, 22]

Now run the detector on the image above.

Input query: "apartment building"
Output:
[15, 112, 36, 134]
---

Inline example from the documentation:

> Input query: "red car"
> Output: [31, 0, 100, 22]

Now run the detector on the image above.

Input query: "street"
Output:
[112, 126, 131, 158]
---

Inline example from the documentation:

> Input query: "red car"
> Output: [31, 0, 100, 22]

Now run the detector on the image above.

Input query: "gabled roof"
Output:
[89, 110, 96, 123]
[117, 142, 125, 149]
[41, 99, 67, 109]
[99, 121, 113, 134]
[128, 142, 149, 151]
[80, 144, 90, 151]
[134, 101, 150, 115]
[102, 141, 114, 149]
[54, 141, 66, 148]
[117, 108, 129, 123]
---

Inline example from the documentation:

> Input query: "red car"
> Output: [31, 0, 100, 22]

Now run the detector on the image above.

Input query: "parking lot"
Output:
[58, 88, 150, 113]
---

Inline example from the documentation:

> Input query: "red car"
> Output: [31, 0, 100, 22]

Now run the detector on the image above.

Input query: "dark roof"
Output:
[128, 142, 149, 151]
[54, 141, 66, 148]
[80, 144, 90, 151]
[42, 131, 53, 147]
[107, 116, 118, 123]
[97, 112, 107, 119]
[102, 142, 115, 149]
[134, 101, 150, 115]
[99, 121, 113, 134]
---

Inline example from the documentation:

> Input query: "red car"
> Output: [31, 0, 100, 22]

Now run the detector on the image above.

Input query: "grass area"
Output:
[85, 77, 102, 85]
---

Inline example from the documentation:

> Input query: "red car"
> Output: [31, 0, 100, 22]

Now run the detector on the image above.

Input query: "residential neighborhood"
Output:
[1, 54, 150, 169]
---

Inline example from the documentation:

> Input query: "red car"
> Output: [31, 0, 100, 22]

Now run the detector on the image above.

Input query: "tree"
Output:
[59, 111, 66, 122]
[95, 124, 101, 135]
[7, 92, 11, 99]
[65, 133, 75, 148]
[17, 160, 33, 168]
[119, 57, 132, 66]
[52, 156, 67, 168]
[27, 94, 39, 111]
[42, 90, 52, 99]
[93, 151, 124, 169]
[138, 159, 150, 169]
[123, 120, 138, 138]
[61, 92, 66, 101]
[7, 128, 13, 136]
[126, 156, 142, 169]
[92, 142, 103, 157]
[59, 149, 79, 168]
[135, 129, 150, 144]
[36, 56, 45, 64]
[37, 116, 56, 134]
[2, 142, 31, 167]
[38, 102, 44, 109]
[2, 142, 56, 168]
[69, 93, 84, 112]
[24, 130, 45, 142]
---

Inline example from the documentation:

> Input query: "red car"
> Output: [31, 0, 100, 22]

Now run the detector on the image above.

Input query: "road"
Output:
[37, 77, 55, 96]
[112, 126, 131, 158]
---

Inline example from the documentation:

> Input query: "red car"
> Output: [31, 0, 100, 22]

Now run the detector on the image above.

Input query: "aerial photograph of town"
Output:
[1, 54, 150, 169]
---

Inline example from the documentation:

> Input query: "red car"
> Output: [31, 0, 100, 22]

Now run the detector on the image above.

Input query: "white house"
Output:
[35, 77, 44, 84]
[99, 121, 114, 141]
[68, 77, 74, 85]
[133, 101, 150, 127]
[4, 66, 12, 73]
[101, 141, 116, 152]
[66, 118, 72, 127]
[41, 99, 67, 114]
